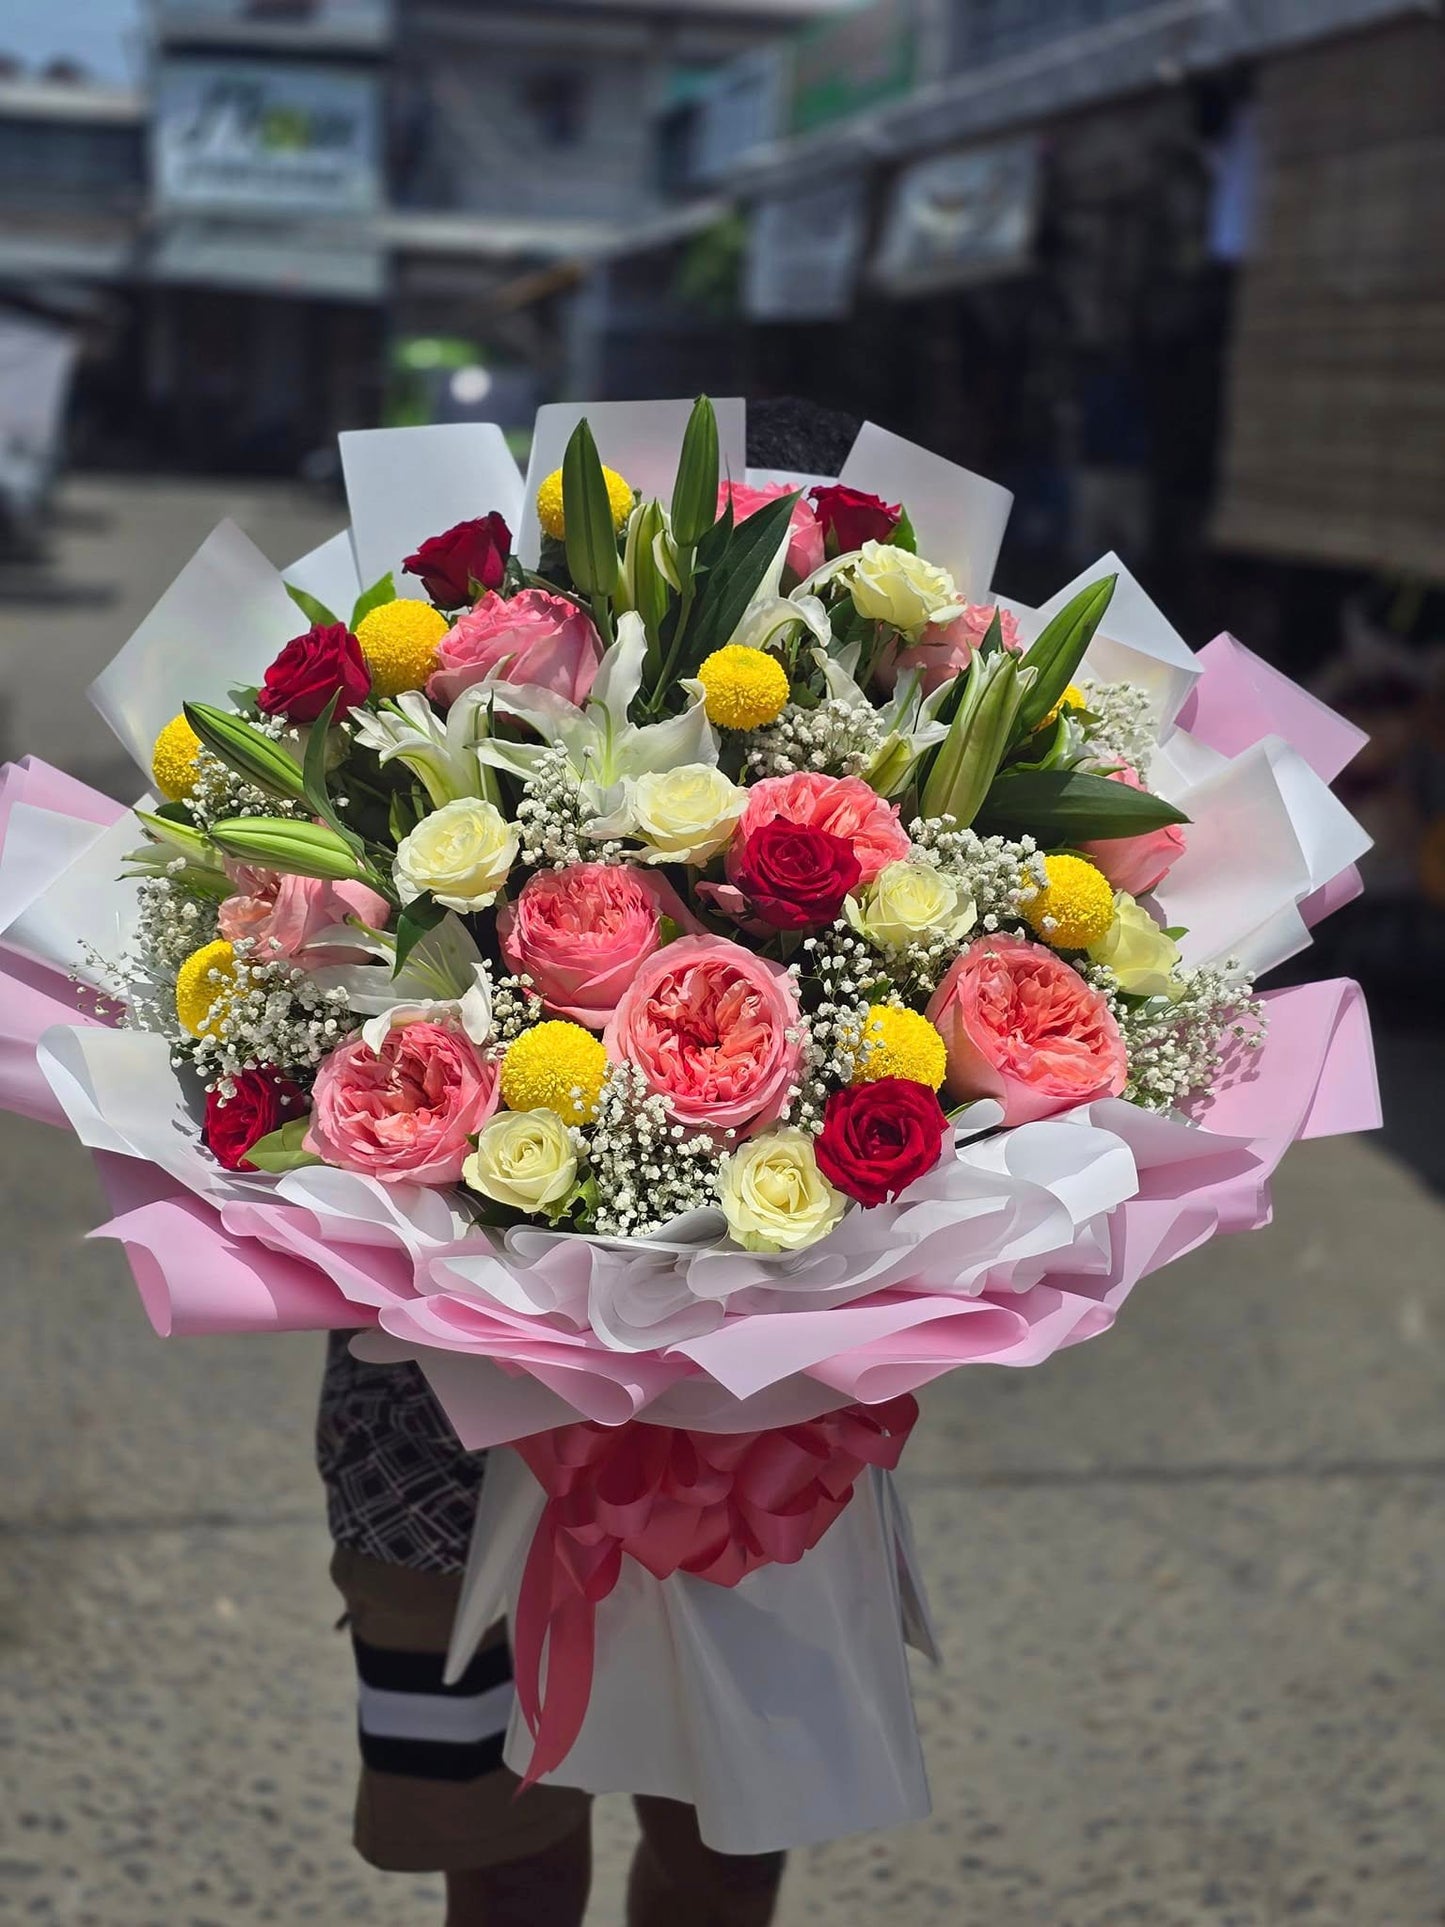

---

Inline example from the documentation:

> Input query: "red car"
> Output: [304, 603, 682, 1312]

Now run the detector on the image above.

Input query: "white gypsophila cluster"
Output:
[1078, 679, 1157, 778]
[187, 733, 309, 830]
[489, 972, 544, 1044]
[83, 871, 222, 1038]
[909, 819, 1048, 933]
[1083, 959, 1266, 1113]
[515, 747, 589, 868]
[585, 1061, 721, 1237]
[789, 926, 876, 1128]
[187, 942, 353, 1089]
[742, 698, 888, 781]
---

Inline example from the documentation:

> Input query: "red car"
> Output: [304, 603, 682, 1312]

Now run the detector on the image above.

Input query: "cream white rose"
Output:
[463, 1109, 577, 1214]
[846, 541, 959, 637]
[846, 858, 976, 951]
[719, 1127, 848, 1253]
[1087, 891, 1183, 998]
[629, 764, 745, 865]
[394, 797, 518, 911]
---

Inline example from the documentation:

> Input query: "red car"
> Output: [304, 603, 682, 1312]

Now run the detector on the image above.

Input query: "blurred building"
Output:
[143, 0, 391, 469]
[568, 0, 1445, 983]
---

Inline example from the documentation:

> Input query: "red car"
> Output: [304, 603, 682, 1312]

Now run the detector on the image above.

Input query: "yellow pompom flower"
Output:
[1040, 683, 1089, 729]
[1023, 853, 1116, 950]
[500, 1020, 608, 1125]
[354, 598, 449, 697]
[536, 464, 634, 541]
[174, 939, 240, 1039]
[696, 644, 789, 730]
[151, 713, 203, 802]
[853, 1004, 948, 1091]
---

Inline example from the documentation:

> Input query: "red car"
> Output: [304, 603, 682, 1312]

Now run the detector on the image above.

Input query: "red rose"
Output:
[257, 623, 370, 725]
[814, 1077, 949, 1207]
[809, 484, 901, 555]
[731, 820, 862, 930]
[203, 1068, 308, 1172]
[403, 513, 512, 608]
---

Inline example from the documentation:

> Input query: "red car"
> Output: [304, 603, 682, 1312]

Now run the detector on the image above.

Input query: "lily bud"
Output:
[207, 816, 383, 888]
[184, 703, 306, 802]
[920, 652, 1033, 827]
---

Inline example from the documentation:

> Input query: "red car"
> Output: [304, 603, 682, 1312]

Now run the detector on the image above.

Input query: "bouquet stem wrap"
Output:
[511, 1396, 920, 1786]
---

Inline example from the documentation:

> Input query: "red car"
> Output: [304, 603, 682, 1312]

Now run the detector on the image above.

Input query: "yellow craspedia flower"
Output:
[854, 1004, 947, 1091]
[151, 713, 203, 802]
[174, 939, 240, 1040]
[696, 644, 789, 730]
[535, 464, 634, 541]
[1041, 682, 1089, 729]
[501, 1020, 608, 1125]
[354, 598, 449, 697]
[1023, 853, 1116, 950]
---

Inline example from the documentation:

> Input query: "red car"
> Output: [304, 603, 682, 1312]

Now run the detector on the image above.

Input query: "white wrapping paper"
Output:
[339, 425, 525, 598]
[445, 1447, 933, 1855]
[840, 422, 1013, 603]
[88, 521, 299, 777]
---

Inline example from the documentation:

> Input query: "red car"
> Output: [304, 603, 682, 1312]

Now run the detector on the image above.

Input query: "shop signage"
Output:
[154, 58, 382, 216]
[873, 137, 1039, 295]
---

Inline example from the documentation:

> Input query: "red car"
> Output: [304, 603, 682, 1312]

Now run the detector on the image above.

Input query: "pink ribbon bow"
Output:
[510, 1396, 920, 1786]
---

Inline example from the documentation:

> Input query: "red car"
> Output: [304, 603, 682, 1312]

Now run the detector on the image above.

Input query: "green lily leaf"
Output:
[393, 892, 447, 975]
[685, 490, 799, 667]
[1014, 576, 1117, 737]
[562, 418, 621, 599]
[670, 395, 720, 549]
[976, 767, 1189, 841]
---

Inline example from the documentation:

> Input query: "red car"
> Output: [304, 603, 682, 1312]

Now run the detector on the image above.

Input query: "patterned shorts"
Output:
[331, 1546, 591, 1874]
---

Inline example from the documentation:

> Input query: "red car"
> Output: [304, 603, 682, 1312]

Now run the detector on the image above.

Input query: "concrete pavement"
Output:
[1, 478, 1442, 1926]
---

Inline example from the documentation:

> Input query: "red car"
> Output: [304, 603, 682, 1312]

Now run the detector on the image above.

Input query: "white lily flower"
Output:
[349, 687, 499, 808]
[307, 911, 494, 1049]
[475, 611, 720, 816]
[728, 592, 832, 654]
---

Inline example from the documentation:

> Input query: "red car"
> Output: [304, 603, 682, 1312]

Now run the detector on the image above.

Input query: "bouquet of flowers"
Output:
[0, 399, 1378, 1852]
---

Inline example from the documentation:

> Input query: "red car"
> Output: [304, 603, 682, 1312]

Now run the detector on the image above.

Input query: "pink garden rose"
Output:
[877, 601, 1023, 695]
[305, 1020, 499, 1185]
[218, 866, 389, 967]
[925, 935, 1128, 1127]
[718, 480, 826, 581]
[426, 588, 603, 708]
[603, 933, 803, 1138]
[727, 772, 911, 889]
[1079, 765, 1188, 896]
[497, 863, 700, 1031]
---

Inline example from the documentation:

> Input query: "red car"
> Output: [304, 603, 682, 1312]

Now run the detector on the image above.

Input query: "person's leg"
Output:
[331, 1547, 593, 1924]
[628, 1794, 786, 1927]
[444, 1821, 591, 1927]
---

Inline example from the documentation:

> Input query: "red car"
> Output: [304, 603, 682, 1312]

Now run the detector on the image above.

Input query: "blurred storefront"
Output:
[141, 0, 391, 470]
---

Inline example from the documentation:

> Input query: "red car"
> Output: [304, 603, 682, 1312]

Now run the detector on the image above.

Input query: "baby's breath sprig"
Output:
[1083, 958, 1267, 1113]
[188, 940, 353, 1090]
[742, 698, 888, 781]
[1077, 678, 1157, 777]
[908, 817, 1047, 933]
[584, 1062, 721, 1237]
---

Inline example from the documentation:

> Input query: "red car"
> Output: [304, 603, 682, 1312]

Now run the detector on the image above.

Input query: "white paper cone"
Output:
[840, 422, 1013, 603]
[339, 425, 525, 599]
[89, 521, 299, 776]
[1024, 553, 1202, 733]
[449, 1452, 930, 1855]
[518, 399, 747, 566]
